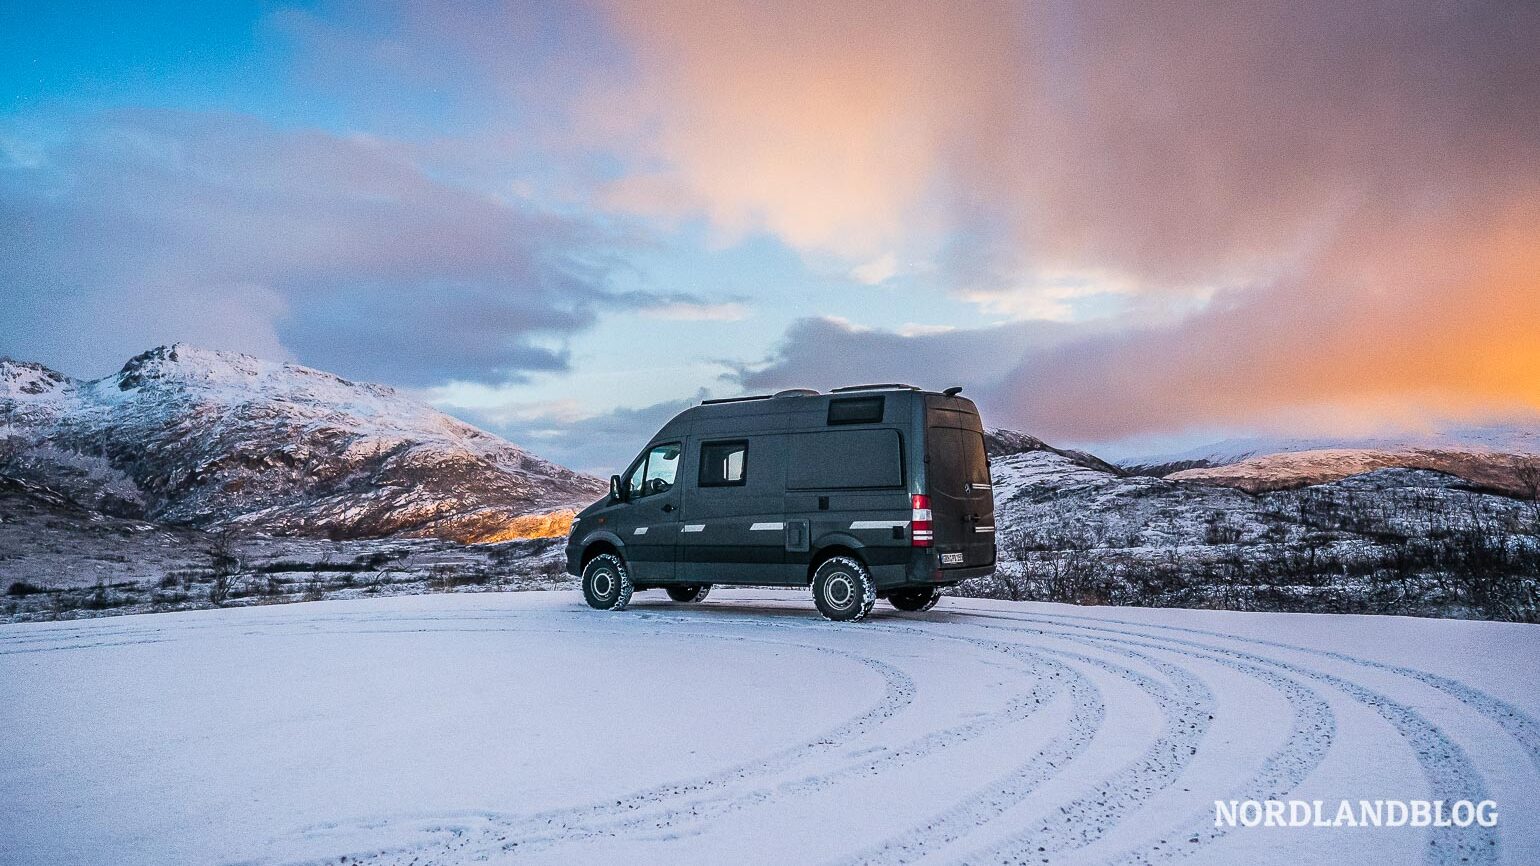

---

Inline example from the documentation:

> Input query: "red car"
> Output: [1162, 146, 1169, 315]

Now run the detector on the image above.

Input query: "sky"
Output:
[2, 0, 1537, 474]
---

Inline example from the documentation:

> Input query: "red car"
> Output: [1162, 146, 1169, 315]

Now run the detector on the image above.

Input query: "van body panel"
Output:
[679, 419, 789, 583]
[565, 387, 997, 592]
[574, 528, 627, 558]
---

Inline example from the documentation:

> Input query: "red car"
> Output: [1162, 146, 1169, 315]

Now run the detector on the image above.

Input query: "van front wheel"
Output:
[812, 556, 877, 622]
[888, 586, 941, 612]
[582, 553, 633, 611]
[666, 585, 712, 603]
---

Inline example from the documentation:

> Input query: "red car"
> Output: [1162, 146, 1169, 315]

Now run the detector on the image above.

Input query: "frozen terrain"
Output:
[3, 590, 1537, 865]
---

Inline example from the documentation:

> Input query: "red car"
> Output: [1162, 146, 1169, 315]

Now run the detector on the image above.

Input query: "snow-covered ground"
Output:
[2, 590, 1537, 865]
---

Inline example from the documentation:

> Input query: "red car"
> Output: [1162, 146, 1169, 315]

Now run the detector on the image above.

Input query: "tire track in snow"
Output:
[945, 638, 1219, 864]
[473, 627, 1068, 859]
[831, 623, 1218, 866]
[28, 612, 921, 866]
[940, 620, 1337, 864]
[1003, 606, 1540, 779]
[257, 620, 921, 866]
[940, 609, 1500, 865]
[326, 614, 1072, 864]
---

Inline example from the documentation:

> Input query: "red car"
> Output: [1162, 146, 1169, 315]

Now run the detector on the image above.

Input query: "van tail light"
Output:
[911, 494, 933, 547]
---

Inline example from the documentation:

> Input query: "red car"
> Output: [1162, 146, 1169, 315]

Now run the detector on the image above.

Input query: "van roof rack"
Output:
[829, 383, 920, 393]
[700, 394, 774, 405]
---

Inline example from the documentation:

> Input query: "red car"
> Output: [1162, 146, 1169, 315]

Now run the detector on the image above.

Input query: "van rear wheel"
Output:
[666, 585, 712, 603]
[889, 586, 941, 612]
[812, 556, 877, 622]
[582, 553, 633, 611]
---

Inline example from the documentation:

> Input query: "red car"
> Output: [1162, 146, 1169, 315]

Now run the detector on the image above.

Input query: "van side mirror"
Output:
[609, 474, 623, 503]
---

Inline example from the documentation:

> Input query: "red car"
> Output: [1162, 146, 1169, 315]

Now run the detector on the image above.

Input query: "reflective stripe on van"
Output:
[749, 522, 785, 531]
[849, 520, 910, 530]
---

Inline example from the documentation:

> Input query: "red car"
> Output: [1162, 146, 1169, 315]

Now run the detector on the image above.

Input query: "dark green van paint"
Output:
[565, 386, 996, 593]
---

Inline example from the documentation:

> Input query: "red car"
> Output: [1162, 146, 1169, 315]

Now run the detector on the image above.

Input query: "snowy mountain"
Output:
[0, 345, 605, 541]
[1119, 424, 1540, 497]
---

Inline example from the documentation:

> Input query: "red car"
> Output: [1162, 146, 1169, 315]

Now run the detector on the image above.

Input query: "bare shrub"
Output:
[208, 570, 240, 606]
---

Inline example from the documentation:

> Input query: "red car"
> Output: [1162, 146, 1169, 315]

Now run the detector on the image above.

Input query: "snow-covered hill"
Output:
[984, 427, 1126, 475]
[1120, 425, 1540, 497]
[979, 445, 1539, 619]
[2, 590, 1536, 865]
[1167, 448, 1540, 497]
[0, 345, 605, 541]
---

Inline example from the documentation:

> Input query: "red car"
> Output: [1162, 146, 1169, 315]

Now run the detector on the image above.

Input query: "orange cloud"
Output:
[649, 0, 1540, 437]
[586, 1, 1026, 258]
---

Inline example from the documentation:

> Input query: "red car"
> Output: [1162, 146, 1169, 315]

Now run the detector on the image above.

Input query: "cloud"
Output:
[0, 109, 633, 383]
[849, 253, 898, 286]
[594, 0, 1540, 440]
[738, 189, 1540, 445]
[734, 315, 1094, 395]
[446, 391, 707, 475]
[638, 299, 751, 321]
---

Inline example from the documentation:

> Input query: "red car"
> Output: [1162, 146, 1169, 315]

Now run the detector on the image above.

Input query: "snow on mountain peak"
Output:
[0, 358, 74, 400]
[2, 346, 605, 540]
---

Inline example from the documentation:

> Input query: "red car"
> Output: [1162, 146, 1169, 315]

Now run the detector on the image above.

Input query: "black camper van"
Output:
[564, 384, 995, 621]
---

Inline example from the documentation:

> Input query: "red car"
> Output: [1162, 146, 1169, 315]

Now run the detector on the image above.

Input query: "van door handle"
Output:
[661, 503, 676, 513]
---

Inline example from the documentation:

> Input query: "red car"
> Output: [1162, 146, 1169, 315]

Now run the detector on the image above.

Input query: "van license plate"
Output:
[941, 552, 965, 565]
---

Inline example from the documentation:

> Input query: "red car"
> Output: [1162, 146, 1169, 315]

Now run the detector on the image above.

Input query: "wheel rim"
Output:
[824, 572, 854, 608]
[593, 570, 614, 598]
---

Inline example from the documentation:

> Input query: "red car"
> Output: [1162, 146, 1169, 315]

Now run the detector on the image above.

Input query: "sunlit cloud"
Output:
[849, 253, 899, 286]
[586, 0, 1540, 443]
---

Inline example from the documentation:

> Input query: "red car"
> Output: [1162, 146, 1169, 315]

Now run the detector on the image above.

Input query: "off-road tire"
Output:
[582, 553, 633, 611]
[888, 586, 942, 612]
[666, 584, 712, 603]
[812, 556, 877, 622]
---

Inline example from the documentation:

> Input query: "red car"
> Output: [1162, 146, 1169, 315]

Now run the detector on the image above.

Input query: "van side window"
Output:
[787, 429, 903, 489]
[827, 396, 884, 425]
[699, 440, 748, 486]
[627, 442, 681, 498]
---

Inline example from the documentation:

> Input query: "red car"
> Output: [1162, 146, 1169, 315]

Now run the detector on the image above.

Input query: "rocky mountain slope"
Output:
[0, 345, 605, 542]
[972, 444, 1539, 620]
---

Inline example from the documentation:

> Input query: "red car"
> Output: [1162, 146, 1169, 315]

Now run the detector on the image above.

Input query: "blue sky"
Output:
[3, 0, 1537, 473]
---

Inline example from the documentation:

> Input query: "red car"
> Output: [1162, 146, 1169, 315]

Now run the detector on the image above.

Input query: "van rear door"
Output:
[925, 402, 995, 569]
